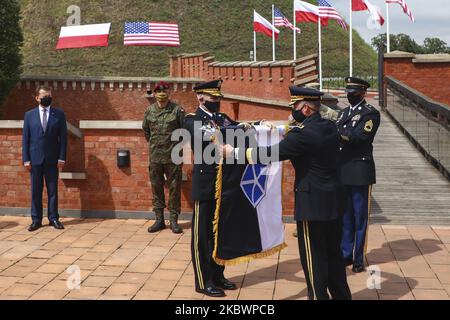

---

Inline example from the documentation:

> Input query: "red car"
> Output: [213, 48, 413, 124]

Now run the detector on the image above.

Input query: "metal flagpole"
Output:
[254, 31, 257, 61]
[349, 0, 353, 76]
[386, 1, 390, 53]
[293, 1, 297, 60]
[318, 17, 323, 91]
[272, 4, 276, 61]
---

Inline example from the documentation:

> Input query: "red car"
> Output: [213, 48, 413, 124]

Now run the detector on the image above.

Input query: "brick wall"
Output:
[384, 53, 450, 106]
[170, 52, 319, 102]
[0, 127, 295, 216]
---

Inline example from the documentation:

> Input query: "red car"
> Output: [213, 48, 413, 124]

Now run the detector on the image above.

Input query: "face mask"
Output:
[155, 92, 169, 102]
[292, 106, 307, 123]
[347, 93, 363, 106]
[40, 96, 52, 107]
[204, 100, 220, 113]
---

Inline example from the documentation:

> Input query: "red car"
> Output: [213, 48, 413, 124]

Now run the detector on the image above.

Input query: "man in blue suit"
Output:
[22, 86, 67, 232]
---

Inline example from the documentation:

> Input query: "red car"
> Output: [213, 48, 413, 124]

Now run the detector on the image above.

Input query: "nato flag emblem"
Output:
[240, 164, 268, 208]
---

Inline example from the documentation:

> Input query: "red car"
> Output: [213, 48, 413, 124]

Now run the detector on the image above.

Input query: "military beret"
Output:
[153, 81, 171, 93]
[193, 80, 223, 97]
[345, 77, 370, 93]
[289, 86, 324, 105]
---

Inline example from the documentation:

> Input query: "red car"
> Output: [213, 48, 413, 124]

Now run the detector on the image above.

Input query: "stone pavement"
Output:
[0, 216, 449, 300]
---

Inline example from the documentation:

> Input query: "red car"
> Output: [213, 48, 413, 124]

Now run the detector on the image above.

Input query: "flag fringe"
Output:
[214, 242, 288, 266]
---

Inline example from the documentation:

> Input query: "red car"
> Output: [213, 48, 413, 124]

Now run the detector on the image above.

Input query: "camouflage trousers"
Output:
[149, 163, 182, 220]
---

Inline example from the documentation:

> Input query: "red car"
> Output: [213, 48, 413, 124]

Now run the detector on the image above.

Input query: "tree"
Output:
[371, 33, 422, 53]
[422, 37, 448, 54]
[0, 0, 23, 118]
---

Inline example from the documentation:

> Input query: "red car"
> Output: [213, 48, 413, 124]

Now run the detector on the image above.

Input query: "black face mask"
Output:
[347, 93, 363, 106]
[292, 108, 307, 123]
[40, 96, 52, 107]
[204, 100, 220, 113]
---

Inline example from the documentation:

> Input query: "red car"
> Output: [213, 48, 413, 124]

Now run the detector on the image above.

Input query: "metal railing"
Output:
[323, 75, 378, 90]
[385, 76, 450, 179]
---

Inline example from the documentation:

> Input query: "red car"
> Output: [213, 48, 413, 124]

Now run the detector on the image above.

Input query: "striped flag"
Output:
[274, 6, 301, 33]
[56, 23, 111, 49]
[124, 22, 180, 47]
[318, 0, 347, 30]
[386, 0, 415, 22]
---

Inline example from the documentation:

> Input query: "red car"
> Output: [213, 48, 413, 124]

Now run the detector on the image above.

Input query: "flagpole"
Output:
[254, 31, 257, 61]
[349, 0, 353, 76]
[293, 1, 297, 60]
[318, 17, 323, 91]
[386, 1, 390, 53]
[272, 4, 276, 61]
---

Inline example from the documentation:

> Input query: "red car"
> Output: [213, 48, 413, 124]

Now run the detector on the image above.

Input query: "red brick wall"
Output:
[384, 57, 450, 105]
[2, 81, 200, 124]
[169, 53, 319, 103]
[0, 128, 295, 216]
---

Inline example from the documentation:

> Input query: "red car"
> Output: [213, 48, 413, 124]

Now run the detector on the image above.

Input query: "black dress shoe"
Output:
[196, 286, 225, 297]
[215, 277, 237, 290]
[49, 220, 65, 230]
[352, 265, 366, 273]
[28, 222, 42, 232]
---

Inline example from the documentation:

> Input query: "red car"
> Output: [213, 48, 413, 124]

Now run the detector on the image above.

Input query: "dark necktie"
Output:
[42, 108, 48, 132]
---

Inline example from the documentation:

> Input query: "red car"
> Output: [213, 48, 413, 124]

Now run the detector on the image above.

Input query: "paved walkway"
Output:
[0, 216, 449, 300]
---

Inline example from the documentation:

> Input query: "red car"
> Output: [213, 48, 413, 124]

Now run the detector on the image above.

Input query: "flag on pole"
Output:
[56, 23, 111, 49]
[386, 0, 415, 22]
[213, 126, 287, 265]
[318, 0, 347, 30]
[274, 6, 301, 33]
[254, 10, 280, 39]
[294, 0, 327, 25]
[124, 22, 180, 47]
[352, 0, 368, 11]
[352, 0, 385, 26]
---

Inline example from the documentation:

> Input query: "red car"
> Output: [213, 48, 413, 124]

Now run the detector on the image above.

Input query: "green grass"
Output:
[19, 0, 377, 77]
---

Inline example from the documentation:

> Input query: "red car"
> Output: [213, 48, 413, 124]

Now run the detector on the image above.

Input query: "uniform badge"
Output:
[364, 120, 374, 133]
[351, 114, 361, 122]
[223, 118, 231, 127]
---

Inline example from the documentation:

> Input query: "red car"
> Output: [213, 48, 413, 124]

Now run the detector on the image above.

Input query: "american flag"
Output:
[274, 6, 301, 33]
[386, 0, 415, 22]
[124, 22, 180, 47]
[318, 0, 347, 30]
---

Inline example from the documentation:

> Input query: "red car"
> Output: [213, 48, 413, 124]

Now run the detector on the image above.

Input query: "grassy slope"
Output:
[19, 0, 377, 77]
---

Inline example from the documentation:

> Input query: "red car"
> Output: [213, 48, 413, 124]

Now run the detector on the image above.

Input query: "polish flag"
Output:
[56, 23, 111, 49]
[294, 0, 328, 26]
[254, 11, 280, 39]
[352, 0, 385, 26]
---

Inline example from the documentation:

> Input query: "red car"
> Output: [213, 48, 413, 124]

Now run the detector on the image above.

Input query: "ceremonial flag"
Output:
[318, 0, 347, 30]
[56, 23, 111, 49]
[254, 11, 280, 39]
[274, 6, 301, 33]
[294, 0, 327, 26]
[213, 126, 287, 265]
[386, 0, 415, 22]
[352, 0, 384, 25]
[124, 22, 180, 47]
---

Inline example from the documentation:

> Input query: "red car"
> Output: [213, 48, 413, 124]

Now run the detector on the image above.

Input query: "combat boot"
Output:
[148, 211, 165, 233]
[169, 214, 183, 234]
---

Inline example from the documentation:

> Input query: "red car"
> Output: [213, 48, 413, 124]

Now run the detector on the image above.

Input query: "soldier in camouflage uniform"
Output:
[142, 82, 185, 234]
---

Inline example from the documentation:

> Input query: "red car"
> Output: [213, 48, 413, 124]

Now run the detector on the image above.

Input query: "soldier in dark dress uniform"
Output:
[223, 86, 352, 300]
[184, 80, 271, 297]
[336, 77, 381, 273]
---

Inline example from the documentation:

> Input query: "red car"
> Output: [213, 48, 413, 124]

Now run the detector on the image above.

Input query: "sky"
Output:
[328, 0, 450, 47]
